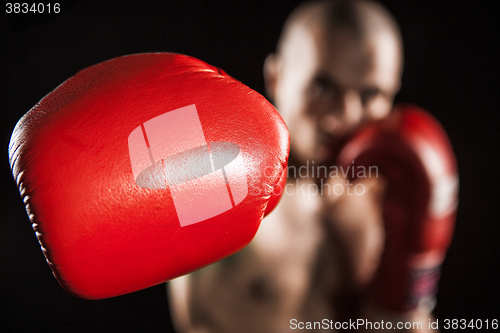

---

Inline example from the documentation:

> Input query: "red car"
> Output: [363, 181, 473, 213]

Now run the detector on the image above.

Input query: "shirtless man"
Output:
[168, 1, 438, 332]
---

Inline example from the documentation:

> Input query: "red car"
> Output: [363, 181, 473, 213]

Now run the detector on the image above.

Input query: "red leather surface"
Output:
[337, 104, 458, 312]
[9, 53, 289, 299]
[263, 161, 288, 217]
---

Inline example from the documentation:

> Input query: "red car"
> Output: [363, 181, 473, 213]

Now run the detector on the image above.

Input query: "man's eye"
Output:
[308, 77, 333, 97]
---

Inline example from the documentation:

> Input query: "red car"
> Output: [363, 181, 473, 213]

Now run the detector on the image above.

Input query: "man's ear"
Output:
[263, 53, 280, 102]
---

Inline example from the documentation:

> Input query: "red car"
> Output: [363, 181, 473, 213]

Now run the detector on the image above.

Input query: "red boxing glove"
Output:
[9, 53, 289, 300]
[337, 104, 458, 313]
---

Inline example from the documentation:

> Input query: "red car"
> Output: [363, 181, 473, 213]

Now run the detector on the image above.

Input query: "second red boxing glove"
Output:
[337, 104, 458, 313]
[9, 53, 289, 300]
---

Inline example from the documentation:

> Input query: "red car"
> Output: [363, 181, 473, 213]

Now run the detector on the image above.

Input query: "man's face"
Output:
[268, 22, 402, 165]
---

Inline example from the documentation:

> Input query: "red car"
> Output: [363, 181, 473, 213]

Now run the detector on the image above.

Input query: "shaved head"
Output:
[265, 0, 404, 165]
[277, 0, 403, 62]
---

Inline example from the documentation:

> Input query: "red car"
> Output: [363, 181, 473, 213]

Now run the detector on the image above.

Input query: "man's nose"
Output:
[319, 90, 363, 136]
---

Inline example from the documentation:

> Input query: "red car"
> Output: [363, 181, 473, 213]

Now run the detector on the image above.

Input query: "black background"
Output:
[1, 1, 499, 331]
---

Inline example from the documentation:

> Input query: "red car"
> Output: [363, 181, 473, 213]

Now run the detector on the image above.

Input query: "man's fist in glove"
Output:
[9, 53, 289, 300]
